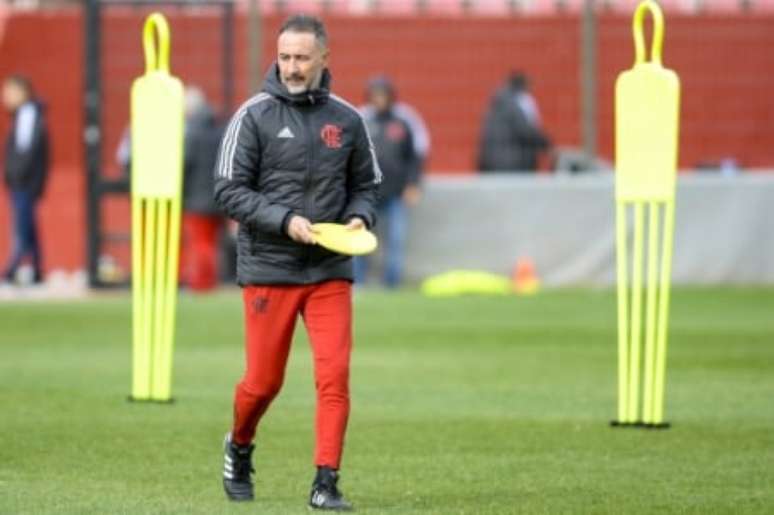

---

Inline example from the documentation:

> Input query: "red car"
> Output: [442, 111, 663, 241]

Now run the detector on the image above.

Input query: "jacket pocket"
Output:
[249, 229, 302, 268]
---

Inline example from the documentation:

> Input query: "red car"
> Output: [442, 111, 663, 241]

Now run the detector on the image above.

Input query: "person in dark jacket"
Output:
[477, 72, 551, 172]
[181, 86, 225, 291]
[2, 75, 49, 284]
[356, 76, 427, 287]
[214, 15, 379, 511]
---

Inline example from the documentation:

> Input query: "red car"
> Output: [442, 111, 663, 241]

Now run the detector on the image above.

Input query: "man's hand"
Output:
[287, 215, 317, 244]
[345, 217, 366, 231]
[228, 220, 239, 238]
[402, 184, 422, 207]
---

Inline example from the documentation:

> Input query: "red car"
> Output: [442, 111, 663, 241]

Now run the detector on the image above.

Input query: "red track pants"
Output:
[232, 280, 353, 469]
[181, 213, 221, 291]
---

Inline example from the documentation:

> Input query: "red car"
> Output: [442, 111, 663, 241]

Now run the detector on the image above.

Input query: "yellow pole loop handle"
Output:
[143, 13, 171, 74]
[633, 0, 664, 66]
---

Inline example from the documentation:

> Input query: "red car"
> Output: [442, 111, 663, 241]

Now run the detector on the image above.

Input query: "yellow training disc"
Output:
[312, 223, 378, 256]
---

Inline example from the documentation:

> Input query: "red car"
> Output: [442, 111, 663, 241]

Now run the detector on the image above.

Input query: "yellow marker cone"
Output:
[612, 0, 679, 428]
[130, 13, 184, 402]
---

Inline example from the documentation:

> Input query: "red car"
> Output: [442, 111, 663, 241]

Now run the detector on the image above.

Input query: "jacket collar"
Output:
[263, 62, 331, 106]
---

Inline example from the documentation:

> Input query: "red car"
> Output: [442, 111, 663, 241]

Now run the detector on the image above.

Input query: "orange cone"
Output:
[512, 257, 541, 295]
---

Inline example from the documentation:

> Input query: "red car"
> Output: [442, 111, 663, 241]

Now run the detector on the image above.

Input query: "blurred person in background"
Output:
[181, 86, 224, 291]
[477, 71, 551, 173]
[356, 75, 429, 288]
[2, 75, 49, 284]
[115, 126, 131, 178]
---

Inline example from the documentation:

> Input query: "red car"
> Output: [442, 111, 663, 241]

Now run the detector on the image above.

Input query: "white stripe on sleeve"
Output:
[394, 102, 431, 160]
[217, 93, 271, 180]
[330, 94, 383, 185]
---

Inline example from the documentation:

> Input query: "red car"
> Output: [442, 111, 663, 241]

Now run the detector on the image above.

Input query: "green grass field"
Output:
[1, 287, 773, 514]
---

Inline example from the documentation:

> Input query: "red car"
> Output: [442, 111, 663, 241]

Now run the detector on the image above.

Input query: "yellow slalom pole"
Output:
[642, 201, 660, 424]
[627, 202, 644, 423]
[131, 197, 146, 399]
[632, 0, 664, 67]
[130, 12, 184, 402]
[158, 196, 182, 401]
[613, 0, 679, 429]
[143, 13, 170, 75]
[653, 199, 676, 424]
[152, 198, 169, 400]
[615, 201, 630, 423]
[141, 198, 157, 400]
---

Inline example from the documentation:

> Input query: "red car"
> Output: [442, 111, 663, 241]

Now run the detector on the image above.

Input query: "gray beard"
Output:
[285, 69, 323, 95]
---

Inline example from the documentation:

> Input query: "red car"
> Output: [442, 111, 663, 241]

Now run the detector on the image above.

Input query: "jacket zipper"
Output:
[302, 106, 315, 279]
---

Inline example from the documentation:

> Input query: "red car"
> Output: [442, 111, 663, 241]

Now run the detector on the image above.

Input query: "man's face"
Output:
[277, 31, 328, 95]
[368, 89, 391, 114]
[2, 81, 26, 112]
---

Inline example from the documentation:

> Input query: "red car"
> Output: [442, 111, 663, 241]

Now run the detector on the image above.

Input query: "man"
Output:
[181, 86, 224, 291]
[477, 71, 551, 172]
[2, 75, 49, 284]
[214, 15, 380, 511]
[356, 76, 428, 287]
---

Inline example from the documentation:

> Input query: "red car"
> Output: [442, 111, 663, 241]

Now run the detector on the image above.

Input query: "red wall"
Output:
[0, 10, 83, 272]
[1, 9, 773, 273]
[597, 15, 774, 168]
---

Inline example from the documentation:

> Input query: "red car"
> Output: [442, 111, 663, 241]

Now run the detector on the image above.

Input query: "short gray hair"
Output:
[184, 86, 206, 117]
[279, 14, 328, 49]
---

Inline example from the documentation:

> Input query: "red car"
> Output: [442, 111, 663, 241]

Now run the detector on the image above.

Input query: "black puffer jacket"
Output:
[214, 64, 381, 286]
[184, 106, 224, 215]
[363, 108, 420, 203]
[477, 84, 550, 173]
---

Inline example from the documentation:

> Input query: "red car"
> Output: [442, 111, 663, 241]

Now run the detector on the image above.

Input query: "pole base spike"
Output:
[609, 420, 648, 428]
[610, 420, 671, 429]
[127, 395, 175, 405]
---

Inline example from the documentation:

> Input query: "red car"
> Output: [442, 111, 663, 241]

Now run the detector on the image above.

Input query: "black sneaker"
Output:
[308, 466, 353, 511]
[222, 433, 255, 501]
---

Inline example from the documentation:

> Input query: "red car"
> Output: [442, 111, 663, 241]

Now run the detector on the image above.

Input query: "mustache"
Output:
[284, 73, 306, 82]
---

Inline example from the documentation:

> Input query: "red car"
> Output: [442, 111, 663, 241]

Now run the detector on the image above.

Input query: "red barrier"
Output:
[0, 9, 773, 273]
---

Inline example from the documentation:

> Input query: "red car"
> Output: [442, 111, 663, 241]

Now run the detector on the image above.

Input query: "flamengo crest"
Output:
[320, 124, 343, 149]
